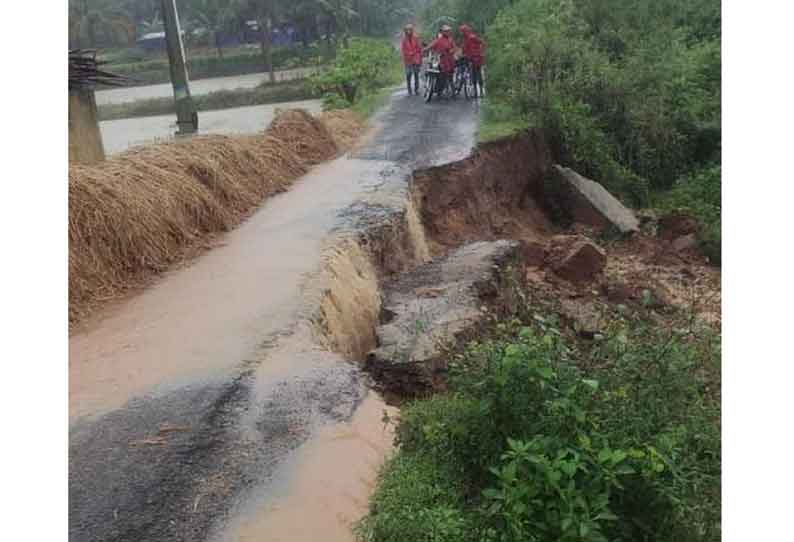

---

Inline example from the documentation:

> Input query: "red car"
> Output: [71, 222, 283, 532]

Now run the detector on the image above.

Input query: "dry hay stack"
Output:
[69, 109, 344, 325]
[267, 109, 339, 165]
[318, 110, 366, 151]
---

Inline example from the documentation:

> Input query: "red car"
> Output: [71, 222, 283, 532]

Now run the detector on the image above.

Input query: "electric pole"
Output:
[161, 0, 198, 135]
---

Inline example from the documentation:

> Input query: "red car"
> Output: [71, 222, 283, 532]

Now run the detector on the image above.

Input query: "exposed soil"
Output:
[413, 129, 555, 254]
[363, 129, 721, 397]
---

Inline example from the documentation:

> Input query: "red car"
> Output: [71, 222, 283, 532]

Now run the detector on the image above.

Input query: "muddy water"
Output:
[222, 392, 397, 542]
[70, 156, 389, 421]
[99, 99, 323, 155]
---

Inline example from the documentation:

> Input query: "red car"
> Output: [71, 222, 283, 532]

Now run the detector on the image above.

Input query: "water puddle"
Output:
[219, 392, 397, 542]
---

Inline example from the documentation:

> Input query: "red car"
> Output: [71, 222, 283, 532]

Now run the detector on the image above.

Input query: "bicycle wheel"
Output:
[424, 73, 437, 103]
[464, 71, 475, 99]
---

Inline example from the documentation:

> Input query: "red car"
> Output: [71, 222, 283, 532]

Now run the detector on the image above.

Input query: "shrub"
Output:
[310, 38, 400, 109]
[360, 312, 720, 542]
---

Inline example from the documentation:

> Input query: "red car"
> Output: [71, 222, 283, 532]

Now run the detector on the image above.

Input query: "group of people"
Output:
[400, 23, 486, 98]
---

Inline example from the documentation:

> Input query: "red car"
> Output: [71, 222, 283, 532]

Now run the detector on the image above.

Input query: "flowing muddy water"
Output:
[99, 99, 323, 155]
[70, 156, 389, 421]
[220, 392, 398, 542]
[70, 90, 481, 542]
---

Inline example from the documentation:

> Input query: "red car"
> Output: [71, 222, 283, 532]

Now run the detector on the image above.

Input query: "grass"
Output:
[98, 79, 319, 121]
[477, 101, 531, 143]
[359, 301, 721, 542]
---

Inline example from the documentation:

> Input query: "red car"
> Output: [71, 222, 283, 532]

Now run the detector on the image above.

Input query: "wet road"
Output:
[70, 90, 480, 542]
[96, 68, 319, 106]
[99, 99, 324, 155]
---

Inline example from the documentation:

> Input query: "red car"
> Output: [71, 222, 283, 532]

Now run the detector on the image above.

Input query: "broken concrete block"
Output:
[551, 165, 640, 234]
[366, 240, 524, 396]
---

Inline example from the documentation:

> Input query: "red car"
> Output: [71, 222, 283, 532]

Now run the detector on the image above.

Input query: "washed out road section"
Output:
[70, 90, 480, 542]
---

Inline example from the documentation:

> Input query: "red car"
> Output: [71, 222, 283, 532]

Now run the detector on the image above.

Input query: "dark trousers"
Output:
[406, 64, 420, 93]
[471, 63, 484, 93]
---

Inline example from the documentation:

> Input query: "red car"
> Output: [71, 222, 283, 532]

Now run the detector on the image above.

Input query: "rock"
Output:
[552, 238, 607, 283]
[550, 165, 640, 234]
[659, 212, 698, 241]
[366, 240, 525, 397]
[672, 233, 699, 253]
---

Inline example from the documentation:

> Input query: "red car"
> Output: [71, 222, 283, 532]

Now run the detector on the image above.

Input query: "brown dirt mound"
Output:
[69, 109, 356, 326]
[318, 110, 366, 151]
[413, 130, 556, 255]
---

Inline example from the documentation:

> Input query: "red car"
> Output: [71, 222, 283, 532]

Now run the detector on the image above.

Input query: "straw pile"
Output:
[69, 109, 363, 325]
[318, 110, 367, 151]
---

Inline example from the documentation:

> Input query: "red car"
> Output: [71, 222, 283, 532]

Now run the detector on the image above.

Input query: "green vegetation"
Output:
[359, 308, 720, 542]
[310, 38, 402, 112]
[97, 79, 317, 121]
[655, 164, 722, 264]
[478, 102, 531, 144]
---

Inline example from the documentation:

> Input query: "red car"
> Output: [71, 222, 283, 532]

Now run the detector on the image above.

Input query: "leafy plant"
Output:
[310, 37, 400, 108]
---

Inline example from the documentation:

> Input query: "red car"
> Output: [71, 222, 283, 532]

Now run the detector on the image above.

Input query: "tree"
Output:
[69, 0, 134, 48]
[233, 0, 288, 83]
[315, 0, 359, 47]
[186, 0, 238, 58]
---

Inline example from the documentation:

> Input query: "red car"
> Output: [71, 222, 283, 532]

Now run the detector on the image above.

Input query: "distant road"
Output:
[99, 99, 324, 155]
[95, 67, 319, 106]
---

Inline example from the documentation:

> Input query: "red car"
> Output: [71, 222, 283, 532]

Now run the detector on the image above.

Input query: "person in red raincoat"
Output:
[427, 24, 456, 95]
[459, 24, 486, 97]
[400, 24, 422, 96]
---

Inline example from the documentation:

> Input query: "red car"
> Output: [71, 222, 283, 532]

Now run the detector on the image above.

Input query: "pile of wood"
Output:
[69, 49, 130, 90]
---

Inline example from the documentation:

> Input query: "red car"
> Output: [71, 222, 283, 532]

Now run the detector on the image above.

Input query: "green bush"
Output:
[478, 0, 720, 205]
[310, 38, 400, 109]
[360, 313, 720, 542]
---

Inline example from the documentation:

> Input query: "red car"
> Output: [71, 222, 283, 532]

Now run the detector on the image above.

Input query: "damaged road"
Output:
[69, 91, 480, 542]
[71, 85, 720, 542]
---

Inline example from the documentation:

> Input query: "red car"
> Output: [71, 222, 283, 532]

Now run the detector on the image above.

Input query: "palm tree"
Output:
[69, 0, 134, 49]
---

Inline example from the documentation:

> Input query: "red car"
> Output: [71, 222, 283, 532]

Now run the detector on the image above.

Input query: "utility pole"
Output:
[161, 0, 198, 135]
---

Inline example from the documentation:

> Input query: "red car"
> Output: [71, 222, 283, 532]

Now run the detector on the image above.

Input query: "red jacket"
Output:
[462, 31, 485, 67]
[400, 34, 422, 66]
[430, 34, 456, 73]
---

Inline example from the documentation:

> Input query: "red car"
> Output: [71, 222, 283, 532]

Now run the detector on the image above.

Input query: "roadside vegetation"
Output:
[359, 306, 720, 542]
[310, 37, 403, 115]
[358, 2, 721, 541]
